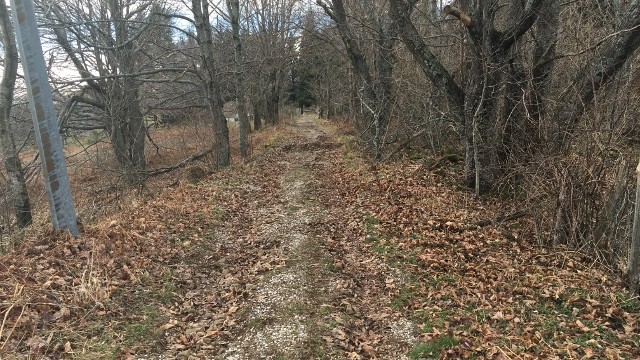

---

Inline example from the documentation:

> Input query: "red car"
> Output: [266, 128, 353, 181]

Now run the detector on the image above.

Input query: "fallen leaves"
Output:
[0, 118, 638, 359]
[310, 121, 640, 359]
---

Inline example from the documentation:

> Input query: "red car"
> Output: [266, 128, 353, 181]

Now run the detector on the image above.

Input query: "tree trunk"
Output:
[499, 1, 538, 161]
[388, 0, 465, 128]
[265, 70, 280, 125]
[464, 53, 502, 193]
[317, 0, 395, 160]
[628, 159, 640, 294]
[499, 58, 527, 161]
[227, 0, 250, 158]
[192, 0, 230, 167]
[555, 0, 640, 147]
[326, 87, 334, 118]
[0, 1, 32, 228]
[529, 0, 559, 125]
[371, 5, 397, 160]
[253, 99, 263, 131]
[109, 0, 146, 182]
[108, 87, 146, 182]
[390, 0, 468, 178]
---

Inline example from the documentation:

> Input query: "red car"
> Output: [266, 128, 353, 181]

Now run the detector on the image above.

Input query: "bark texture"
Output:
[0, 0, 32, 228]
[317, 0, 397, 160]
[390, 0, 547, 193]
[192, 0, 231, 167]
[227, 0, 250, 157]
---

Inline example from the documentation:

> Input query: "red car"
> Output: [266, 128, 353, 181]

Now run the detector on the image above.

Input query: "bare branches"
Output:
[443, 4, 472, 27]
[389, 0, 464, 126]
[315, 1, 336, 22]
[146, 147, 214, 177]
[499, 0, 548, 50]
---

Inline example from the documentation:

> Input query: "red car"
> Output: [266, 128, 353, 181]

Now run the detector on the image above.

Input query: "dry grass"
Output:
[0, 113, 298, 359]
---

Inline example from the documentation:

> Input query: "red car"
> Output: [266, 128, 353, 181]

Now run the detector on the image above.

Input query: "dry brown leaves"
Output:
[0, 124, 295, 359]
[310, 126, 640, 359]
[0, 118, 638, 360]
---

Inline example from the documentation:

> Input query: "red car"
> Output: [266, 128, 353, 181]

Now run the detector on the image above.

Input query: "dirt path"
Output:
[4, 113, 636, 359]
[210, 115, 419, 359]
[132, 114, 640, 360]
[220, 116, 344, 359]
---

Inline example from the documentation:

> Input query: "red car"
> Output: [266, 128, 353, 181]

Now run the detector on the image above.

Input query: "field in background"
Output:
[0, 109, 298, 249]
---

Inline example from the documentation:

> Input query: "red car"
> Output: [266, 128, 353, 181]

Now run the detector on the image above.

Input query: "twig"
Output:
[543, 23, 640, 67]
[145, 147, 215, 177]
[497, 346, 514, 359]
[425, 154, 463, 171]
[383, 128, 429, 161]
[475, 209, 528, 227]
[146, 127, 160, 155]
[0, 284, 25, 351]
[0, 304, 25, 350]
[0, 300, 16, 342]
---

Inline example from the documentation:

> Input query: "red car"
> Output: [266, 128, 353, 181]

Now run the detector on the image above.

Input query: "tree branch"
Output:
[315, 1, 336, 22]
[499, 0, 547, 50]
[443, 4, 472, 27]
[389, 0, 464, 128]
[146, 147, 215, 176]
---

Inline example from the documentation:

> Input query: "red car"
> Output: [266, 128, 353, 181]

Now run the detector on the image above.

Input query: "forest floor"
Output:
[0, 114, 639, 359]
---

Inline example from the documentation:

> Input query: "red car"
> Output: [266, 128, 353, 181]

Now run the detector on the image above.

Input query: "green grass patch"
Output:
[339, 135, 360, 167]
[474, 309, 490, 323]
[617, 293, 640, 313]
[409, 335, 460, 359]
[427, 274, 457, 289]
[364, 216, 379, 239]
[264, 135, 284, 148]
[160, 282, 176, 303]
[572, 332, 595, 347]
[392, 286, 418, 310]
[414, 309, 449, 333]
[304, 334, 330, 359]
[541, 317, 562, 338]
[124, 306, 161, 345]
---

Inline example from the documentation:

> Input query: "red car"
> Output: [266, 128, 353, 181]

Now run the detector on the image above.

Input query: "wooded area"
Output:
[0, 0, 640, 358]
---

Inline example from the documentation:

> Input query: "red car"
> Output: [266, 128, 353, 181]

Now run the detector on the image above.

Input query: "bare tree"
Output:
[191, 0, 231, 167]
[0, 0, 32, 228]
[39, 0, 158, 181]
[391, 0, 549, 193]
[227, 0, 250, 157]
[316, 0, 397, 160]
[245, 0, 300, 126]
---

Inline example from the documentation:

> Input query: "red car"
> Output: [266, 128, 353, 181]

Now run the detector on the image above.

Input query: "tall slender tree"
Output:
[192, 0, 231, 167]
[227, 0, 250, 157]
[0, 0, 32, 228]
[316, 0, 397, 160]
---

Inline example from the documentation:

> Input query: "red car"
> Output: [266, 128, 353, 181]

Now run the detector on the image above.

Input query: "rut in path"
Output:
[215, 115, 420, 359]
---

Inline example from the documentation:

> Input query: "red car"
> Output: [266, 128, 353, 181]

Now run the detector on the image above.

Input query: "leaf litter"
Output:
[0, 115, 637, 359]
